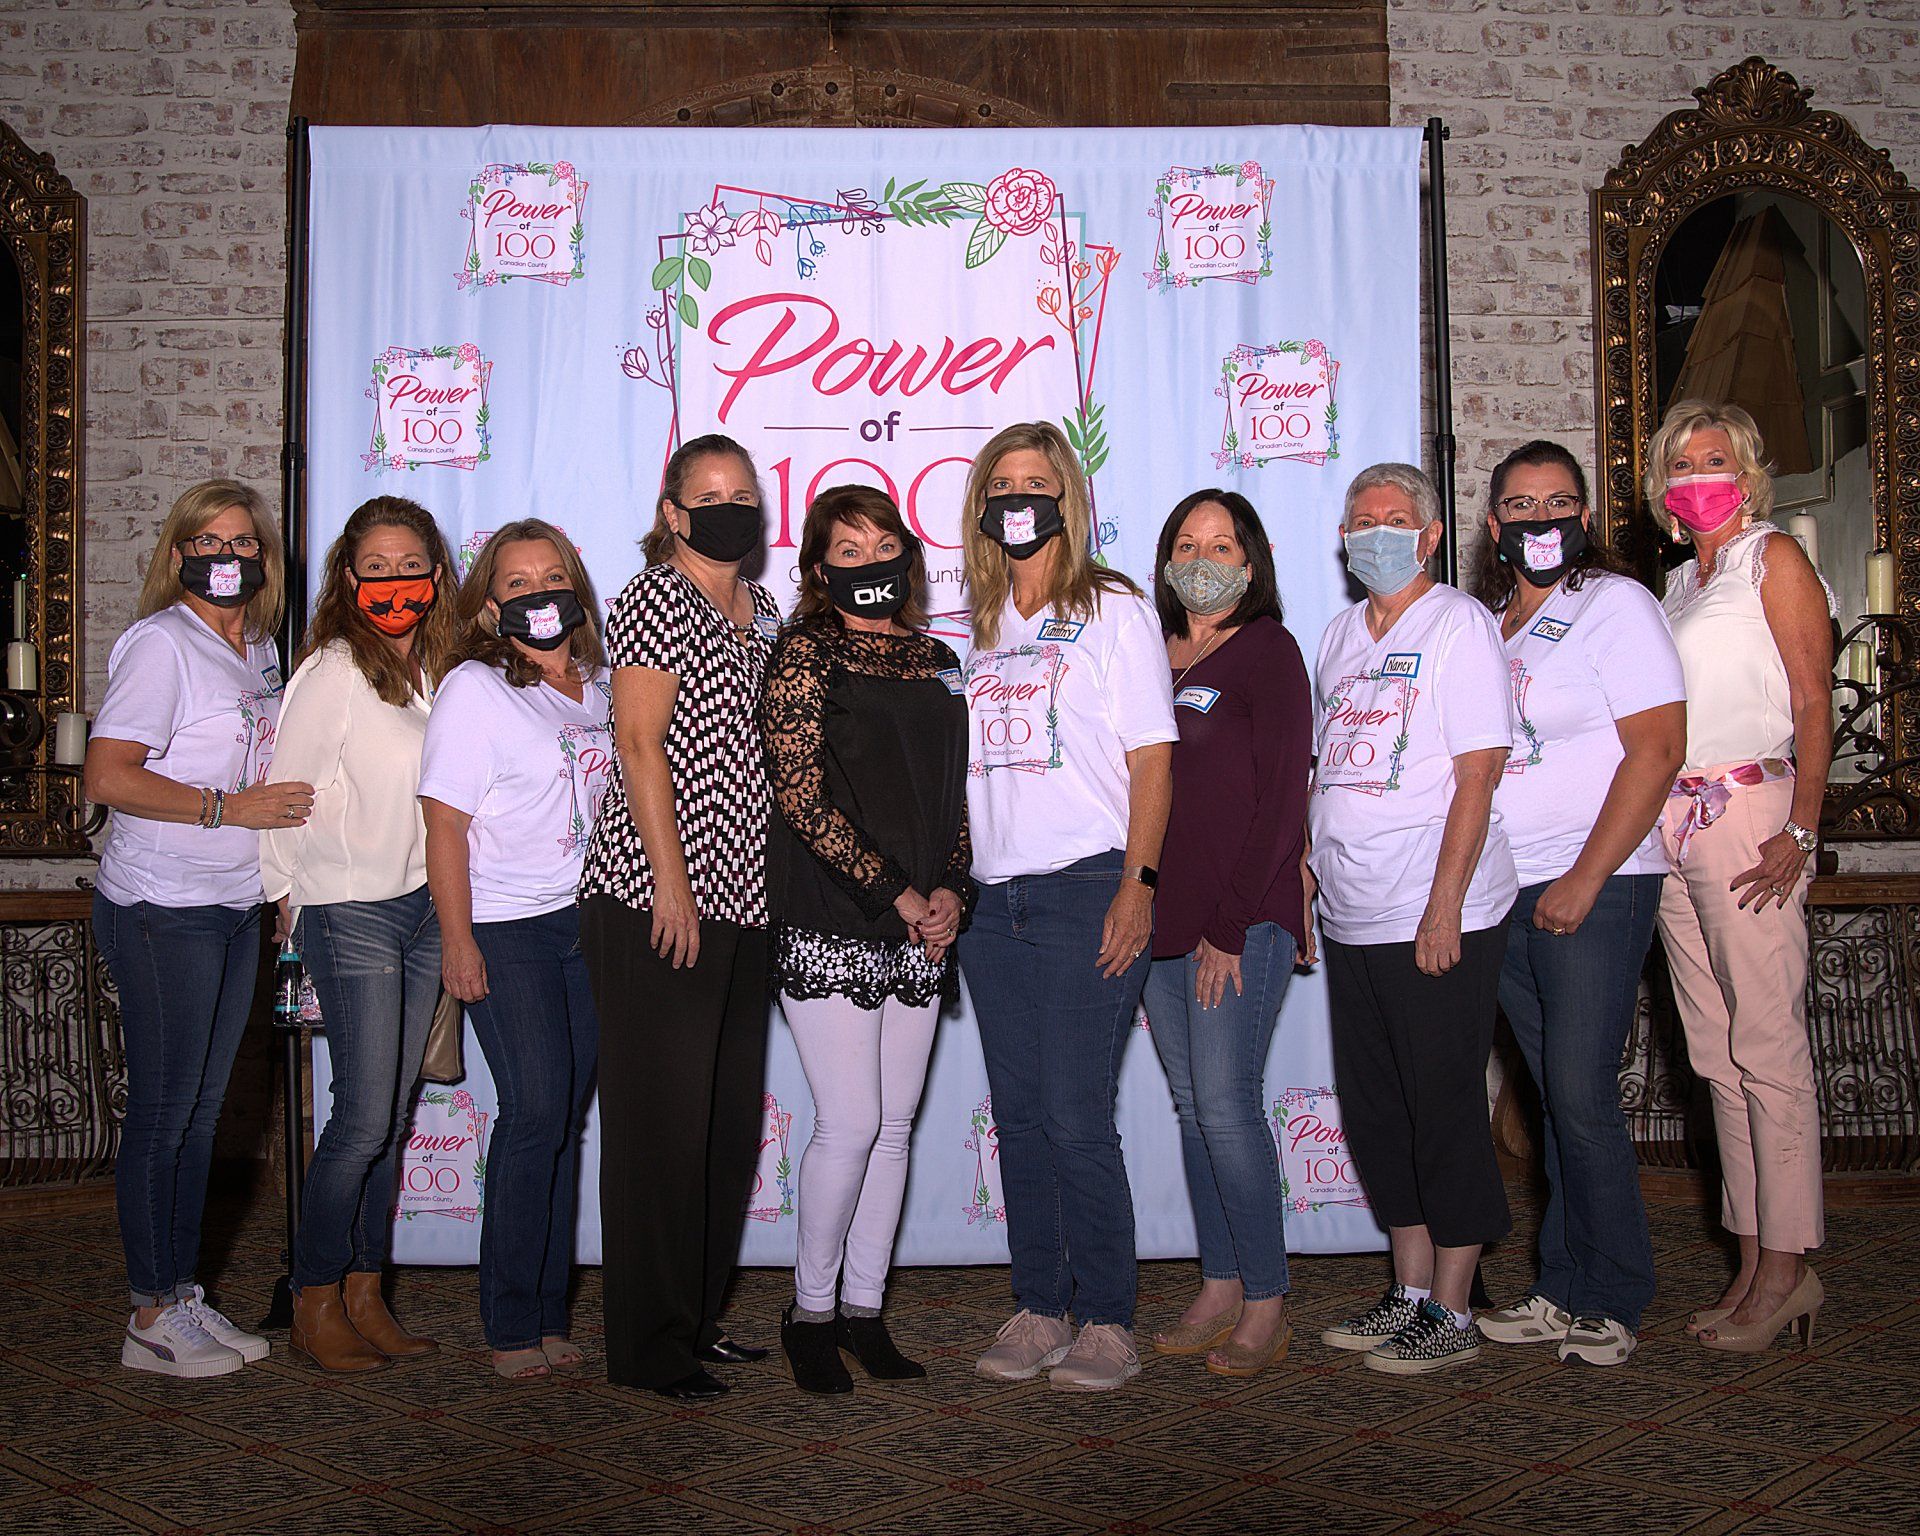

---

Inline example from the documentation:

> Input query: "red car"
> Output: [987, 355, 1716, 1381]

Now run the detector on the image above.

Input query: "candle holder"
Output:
[1828, 613, 1919, 834]
[0, 688, 107, 840]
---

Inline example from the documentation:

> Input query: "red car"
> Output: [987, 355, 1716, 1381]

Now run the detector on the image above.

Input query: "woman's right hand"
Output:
[442, 933, 489, 1002]
[1299, 854, 1319, 967]
[651, 881, 702, 969]
[223, 780, 315, 830]
[893, 885, 932, 940]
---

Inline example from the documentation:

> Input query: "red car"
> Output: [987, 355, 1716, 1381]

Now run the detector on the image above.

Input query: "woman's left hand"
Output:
[1732, 830, 1808, 912]
[1097, 879, 1153, 978]
[1193, 938, 1243, 1011]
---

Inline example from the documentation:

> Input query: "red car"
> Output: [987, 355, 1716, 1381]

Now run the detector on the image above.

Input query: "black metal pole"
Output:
[1424, 118, 1460, 585]
[262, 115, 312, 1334]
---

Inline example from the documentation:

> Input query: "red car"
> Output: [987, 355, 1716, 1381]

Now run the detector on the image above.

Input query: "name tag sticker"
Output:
[1382, 652, 1420, 679]
[1037, 618, 1085, 644]
[1175, 685, 1222, 713]
[753, 613, 780, 640]
[261, 664, 284, 690]
[935, 667, 964, 695]
[1529, 617, 1573, 643]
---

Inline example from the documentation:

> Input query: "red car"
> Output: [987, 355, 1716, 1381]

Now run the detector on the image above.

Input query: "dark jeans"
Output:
[582, 897, 769, 1389]
[293, 886, 441, 1288]
[1500, 875, 1662, 1328]
[958, 850, 1149, 1329]
[1143, 922, 1295, 1300]
[468, 906, 600, 1351]
[94, 895, 262, 1309]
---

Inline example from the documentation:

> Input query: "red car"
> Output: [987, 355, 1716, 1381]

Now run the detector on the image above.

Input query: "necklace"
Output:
[1172, 625, 1228, 691]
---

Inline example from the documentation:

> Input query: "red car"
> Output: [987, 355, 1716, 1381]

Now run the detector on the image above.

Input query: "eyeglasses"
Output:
[1495, 494, 1583, 518]
[178, 533, 264, 559]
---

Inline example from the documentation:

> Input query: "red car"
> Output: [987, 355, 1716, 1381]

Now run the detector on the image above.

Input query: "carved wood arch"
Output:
[629, 63, 1050, 130]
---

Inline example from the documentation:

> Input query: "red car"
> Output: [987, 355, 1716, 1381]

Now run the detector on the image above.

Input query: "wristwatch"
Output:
[1122, 864, 1159, 891]
[1784, 820, 1818, 854]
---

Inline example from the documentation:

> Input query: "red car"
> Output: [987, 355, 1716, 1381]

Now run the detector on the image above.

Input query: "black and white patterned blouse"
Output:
[578, 562, 780, 926]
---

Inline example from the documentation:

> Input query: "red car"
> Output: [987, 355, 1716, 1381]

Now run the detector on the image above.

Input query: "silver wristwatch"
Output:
[1783, 820, 1818, 854]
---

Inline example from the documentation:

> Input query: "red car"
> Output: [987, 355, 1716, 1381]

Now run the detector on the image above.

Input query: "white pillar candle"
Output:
[1786, 512, 1820, 571]
[5, 639, 36, 692]
[54, 711, 88, 766]
[10, 576, 23, 643]
[1867, 548, 1896, 616]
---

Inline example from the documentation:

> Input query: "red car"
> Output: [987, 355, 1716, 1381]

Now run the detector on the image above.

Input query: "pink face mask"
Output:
[1664, 472, 1745, 534]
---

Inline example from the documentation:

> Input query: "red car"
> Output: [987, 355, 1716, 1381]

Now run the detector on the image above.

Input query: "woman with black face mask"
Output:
[757, 484, 972, 1395]
[1472, 440, 1687, 1368]
[577, 433, 780, 1401]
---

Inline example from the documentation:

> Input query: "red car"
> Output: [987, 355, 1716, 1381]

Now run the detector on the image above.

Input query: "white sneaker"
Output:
[1478, 1292, 1572, 1344]
[122, 1303, 245, 1379]
[180, 1285, 269, 1363]
[1557, 1314, 1637, 1366]
[977, 1309, 1075, 1381]
[1048, 1323, 1141, 1392]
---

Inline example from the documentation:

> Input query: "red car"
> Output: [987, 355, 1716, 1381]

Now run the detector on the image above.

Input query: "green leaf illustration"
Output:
[650, 255, 685, 291]
[570, 223, 584, 242]
[965, 217, 1007, 269]
[526, 161, 553, 176]
[688, 256, 712, 291]
[372, 431, 387, 453]
[940, 181, 988, 214]
[431, 344, 453, 358]
[678, 290, 700, 328]
[467, 252, 480, 271]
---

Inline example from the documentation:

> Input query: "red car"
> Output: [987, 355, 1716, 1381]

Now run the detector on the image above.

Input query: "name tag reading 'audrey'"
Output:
[1528, 616, 1573, 643]
[1036, 618, 1085, 644]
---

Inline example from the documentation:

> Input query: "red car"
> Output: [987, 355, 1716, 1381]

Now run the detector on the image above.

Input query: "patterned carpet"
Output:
[0, 1182, 1915, 1536]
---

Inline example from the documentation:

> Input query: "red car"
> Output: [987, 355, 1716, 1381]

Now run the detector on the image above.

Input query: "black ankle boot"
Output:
[835, 1311, 926, 1380]
[781, 1305, 853, 1395]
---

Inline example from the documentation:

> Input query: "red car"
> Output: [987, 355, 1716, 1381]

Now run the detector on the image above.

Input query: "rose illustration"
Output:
[456, 342, 480, 365]
[685, 201, 737, 255]
[984, 168, 1059, 237]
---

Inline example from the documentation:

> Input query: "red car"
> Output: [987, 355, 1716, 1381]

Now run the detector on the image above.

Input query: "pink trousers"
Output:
[1657, 776, 1825, 1253]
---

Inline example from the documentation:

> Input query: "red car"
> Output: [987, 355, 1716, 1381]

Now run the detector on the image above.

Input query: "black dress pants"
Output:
[582, 897, 770, 1388]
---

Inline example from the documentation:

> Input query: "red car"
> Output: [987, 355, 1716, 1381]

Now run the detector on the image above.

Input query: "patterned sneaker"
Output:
[1049, 1324, 1141, 1392]
[179, 1285, 270, 1363]
[1478, 1292, 1573, 1345]
[976, 1310, 1074, 1382]
[1557, 1314, 1637, 1366]
[1319, 1285, 1422, 1352]
[1364, 1300, 1484, 1375]
[121, 1303, 246, 1379]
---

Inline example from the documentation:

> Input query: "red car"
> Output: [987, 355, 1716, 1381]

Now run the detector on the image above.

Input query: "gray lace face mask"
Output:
[1163, 556, 1250, 616]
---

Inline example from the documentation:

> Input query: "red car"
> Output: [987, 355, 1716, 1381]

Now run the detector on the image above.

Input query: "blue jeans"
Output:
[1143, 923, 1294, 1300]
[1499, 874, 1662, 1328]
[94, 895, 262, 1308]
[293, 886, 441, 1288]
[468, 906, 600, 1351]
[958, 850, 1148, 1328]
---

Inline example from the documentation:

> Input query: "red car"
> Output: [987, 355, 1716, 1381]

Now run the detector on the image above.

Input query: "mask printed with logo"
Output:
[1162, 557, 1250, 616]
[179, 553, 266, 609]
[1496, 514, 1588, 586]
[981, 493, 1065, 560]
[1664, 473, 1745, 535]
[496, 588, 587, 652]
[1344, 523, 1427, 596]
[354, 572, 437, 636]
[670, 497, 762, 563]
[823, 550, 913, 621]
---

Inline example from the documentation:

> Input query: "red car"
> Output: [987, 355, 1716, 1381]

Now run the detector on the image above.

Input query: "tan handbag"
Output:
[419, 988, 466, 1084]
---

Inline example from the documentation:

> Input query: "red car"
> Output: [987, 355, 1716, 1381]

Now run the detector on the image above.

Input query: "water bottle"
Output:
[274, 942, 303, 1031]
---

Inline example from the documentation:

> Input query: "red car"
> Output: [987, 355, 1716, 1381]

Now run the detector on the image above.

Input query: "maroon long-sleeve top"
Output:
[1152, 614, 1313, 960]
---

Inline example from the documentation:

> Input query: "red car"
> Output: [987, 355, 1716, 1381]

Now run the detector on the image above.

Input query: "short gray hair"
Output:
[1343, 462, 1440, 529]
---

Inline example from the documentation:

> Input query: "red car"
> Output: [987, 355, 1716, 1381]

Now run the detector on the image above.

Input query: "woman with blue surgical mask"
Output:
[1308, 462, 1518, 1376]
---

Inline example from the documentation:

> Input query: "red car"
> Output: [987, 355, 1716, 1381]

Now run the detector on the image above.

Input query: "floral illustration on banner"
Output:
[459, 161, 587, 290]
[364, 344, 491, 472]
[1316, 669, 1417, 798]
[395, 1088, 489, 1224]
[745, 1093, 795, 1223]
[1269, 1086, 1369, 1214]
[964, 1096, 1006, 1226]
[554, 721, 613, 855]
[1148, 161, 1275, 292]
[1215, 340, 1339, 469]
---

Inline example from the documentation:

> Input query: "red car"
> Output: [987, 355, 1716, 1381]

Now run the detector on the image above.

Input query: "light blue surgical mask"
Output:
[1344, 523, 1427, 595]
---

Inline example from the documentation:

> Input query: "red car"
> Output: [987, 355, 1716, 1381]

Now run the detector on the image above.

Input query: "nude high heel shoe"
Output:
[1697, 1269, 1823, 1354]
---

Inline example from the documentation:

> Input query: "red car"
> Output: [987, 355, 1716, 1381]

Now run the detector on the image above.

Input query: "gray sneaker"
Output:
[1557, 1314, 1637, 1366]
[1364, 1299, 1485, 1375]
[976, 1309, 1073, 1381]
[1478, 1292, 1572, 1345]
[1048, 1323, 1141, 1392]
[1319, 1284, 1421, 1352]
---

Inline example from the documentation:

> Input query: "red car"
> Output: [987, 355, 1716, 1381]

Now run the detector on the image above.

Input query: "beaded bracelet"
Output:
[208, 788, 225, 830]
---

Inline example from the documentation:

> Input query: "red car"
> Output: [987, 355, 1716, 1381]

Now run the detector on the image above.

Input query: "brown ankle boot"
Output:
[290, 1283, 389, 1374]
[343, 1271, 438, 1358]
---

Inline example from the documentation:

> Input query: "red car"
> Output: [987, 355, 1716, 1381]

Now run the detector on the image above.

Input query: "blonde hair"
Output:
[1643, 399, 1776, 540]
[453, 519, 607, 688]
[961, 421, 1137, 650]
[136, 479, 285, 642]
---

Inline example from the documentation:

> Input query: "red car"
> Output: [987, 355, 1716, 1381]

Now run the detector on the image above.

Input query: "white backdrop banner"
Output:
[304, 124, 1419, 1265]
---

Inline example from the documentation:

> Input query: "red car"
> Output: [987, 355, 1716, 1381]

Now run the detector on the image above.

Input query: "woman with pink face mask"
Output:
[1644, 399, 1834, 1355]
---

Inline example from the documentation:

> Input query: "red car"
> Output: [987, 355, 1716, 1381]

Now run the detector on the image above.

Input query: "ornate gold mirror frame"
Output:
[1592, 57, 1920, 839]
[0, 121, 90, 856]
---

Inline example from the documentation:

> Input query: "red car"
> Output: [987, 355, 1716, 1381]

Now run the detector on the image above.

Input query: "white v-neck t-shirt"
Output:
[1496, 571, 1686, 888]
[1309, 583, 1518, 945]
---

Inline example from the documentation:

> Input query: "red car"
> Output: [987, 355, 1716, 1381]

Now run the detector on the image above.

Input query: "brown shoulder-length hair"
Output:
[136, 478, 285, 642]
[640, 432, 760, 565]
[296, 496, 460, 705]
[453, 519, 607, 688]
[1473, 439, 1628, 613]
[960, 420, 1137, 650]
[790, 484, 931, 632]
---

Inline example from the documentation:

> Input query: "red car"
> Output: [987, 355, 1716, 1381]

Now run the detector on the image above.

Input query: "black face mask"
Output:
[496, 588, 588, 652]
[179, 553, 267, 609]
[980, 493, 1065, 561]
[1497, 514, 1588, 586]
[822, 551, 913, 621]
[670, 497, 762, 564]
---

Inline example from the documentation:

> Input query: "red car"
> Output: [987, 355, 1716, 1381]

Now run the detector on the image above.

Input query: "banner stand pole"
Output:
[1424, 118, 1460, 586]
[261, 115, 312, 1334]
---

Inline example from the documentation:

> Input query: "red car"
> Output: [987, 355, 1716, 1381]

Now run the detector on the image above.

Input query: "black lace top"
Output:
[759, 617, 973, 1007]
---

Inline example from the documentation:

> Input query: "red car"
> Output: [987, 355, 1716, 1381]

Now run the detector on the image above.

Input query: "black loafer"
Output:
[653, 1368, 730, 1402]
[697, 1336, 770, 1365]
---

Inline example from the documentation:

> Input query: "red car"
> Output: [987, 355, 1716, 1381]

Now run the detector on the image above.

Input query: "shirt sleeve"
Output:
[1103, 592, 1179, 751]
[1587, 579, 1688, 722]
[417, 665, 497, 817]
[91, 623, 186, 757]
[259, 648, 357, 902]
[607, 569, 685, 676]
[1436, 603, 1518, 758]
